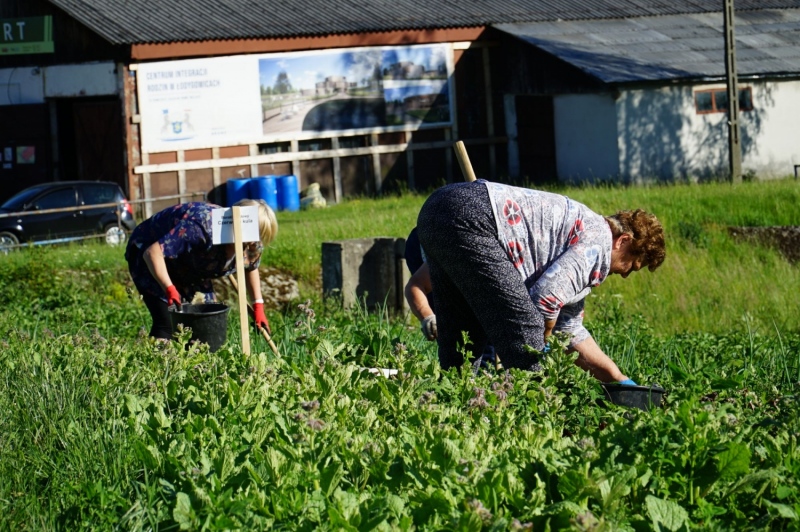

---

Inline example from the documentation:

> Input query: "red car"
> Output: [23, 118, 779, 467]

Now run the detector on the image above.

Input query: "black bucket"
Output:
[169, 303, 230, 352]
[601, 384, 666, 411]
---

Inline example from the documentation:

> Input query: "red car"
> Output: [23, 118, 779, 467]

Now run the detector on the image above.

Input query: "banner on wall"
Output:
[136, 44, 453, 153]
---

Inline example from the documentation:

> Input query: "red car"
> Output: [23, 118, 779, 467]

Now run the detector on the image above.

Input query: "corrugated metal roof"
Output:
[45, 0, 800, 45]
[495, 8, 800, 82]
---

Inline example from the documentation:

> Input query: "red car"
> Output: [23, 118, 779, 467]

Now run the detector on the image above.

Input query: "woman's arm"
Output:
[404, 262, 434, 322]
[570, 336, 628, 383]
[245, 267, 263, 302]
[143, 242, 173, 292]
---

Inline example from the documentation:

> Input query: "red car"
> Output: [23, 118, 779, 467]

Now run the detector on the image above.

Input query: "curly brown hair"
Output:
[605, 209, 666, 271]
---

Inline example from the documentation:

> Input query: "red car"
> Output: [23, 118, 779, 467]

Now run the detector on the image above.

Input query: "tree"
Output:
[274, 71, 293, 94]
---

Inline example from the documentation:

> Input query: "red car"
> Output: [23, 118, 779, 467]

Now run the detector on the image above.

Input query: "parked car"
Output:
[0, 181, 137, 250]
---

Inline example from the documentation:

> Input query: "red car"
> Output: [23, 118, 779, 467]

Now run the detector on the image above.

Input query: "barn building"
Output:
[1, 0, 799, 215]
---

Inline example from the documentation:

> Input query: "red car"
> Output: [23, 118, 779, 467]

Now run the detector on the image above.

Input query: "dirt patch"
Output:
[728, 226, 800, 264]
[212, 266, 300, 309]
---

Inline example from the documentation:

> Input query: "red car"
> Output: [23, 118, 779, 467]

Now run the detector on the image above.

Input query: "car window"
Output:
[82, 184, 118, 205]
[32, 188, 78, 210]
[1, 186, 49, 210]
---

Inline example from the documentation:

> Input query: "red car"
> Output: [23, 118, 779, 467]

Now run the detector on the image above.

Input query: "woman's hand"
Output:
[253, 301, 271, 335]
[421, 314, 438, 341]
[165, 285, 182, 307]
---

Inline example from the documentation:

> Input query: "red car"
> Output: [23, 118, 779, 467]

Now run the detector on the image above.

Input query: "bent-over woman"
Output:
[126, 199, 278, 340]
[416, 180, 665, 383]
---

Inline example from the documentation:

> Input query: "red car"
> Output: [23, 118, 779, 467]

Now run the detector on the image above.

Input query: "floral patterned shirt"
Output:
[483, 181, 612, 346]
[126, 202, 262, 302]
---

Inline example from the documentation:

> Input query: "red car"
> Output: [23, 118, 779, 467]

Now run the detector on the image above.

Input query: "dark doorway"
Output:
[55, 97, 125, 190]
[516, 96, 557, 184]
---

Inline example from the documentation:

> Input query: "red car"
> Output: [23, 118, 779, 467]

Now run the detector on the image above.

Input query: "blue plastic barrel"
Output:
[226, 178, 251, 207]
[249, 176, 278, 212]
[277, 175, 300, 212]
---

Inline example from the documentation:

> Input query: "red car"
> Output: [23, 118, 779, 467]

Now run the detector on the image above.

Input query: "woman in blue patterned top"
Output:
[126, 199, 278, 340]
[416, 180, 665, 383]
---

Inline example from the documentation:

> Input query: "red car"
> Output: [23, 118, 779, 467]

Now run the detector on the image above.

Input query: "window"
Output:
[81, 184, 118, 205]
[694, 87, 753, 114]
[258, 141, 291, 155]
[298, 139, 331, 152]
[32, 188, 77, 210]
[338, 135, 369, 149]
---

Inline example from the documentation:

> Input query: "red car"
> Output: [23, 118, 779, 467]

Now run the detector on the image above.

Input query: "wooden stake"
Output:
[227, 275, 282, 358]
[232, 206, 251, 356]
[453, 140, 478, 182]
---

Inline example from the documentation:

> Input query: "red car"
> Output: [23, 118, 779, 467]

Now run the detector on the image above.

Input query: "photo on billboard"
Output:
[258, 44, 451, 137]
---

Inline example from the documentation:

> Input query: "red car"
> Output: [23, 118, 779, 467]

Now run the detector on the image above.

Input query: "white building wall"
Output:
[553, 93, 619, 183]
[0, 61, 118, 106]
[616, 80, 800, 182]
[740, 79, 800, 177]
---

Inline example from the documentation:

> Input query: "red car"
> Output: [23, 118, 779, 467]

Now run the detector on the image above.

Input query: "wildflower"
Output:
[511, 519, 533, 531]
[572, 511, 599, 530]
[419, 391, 435, 405]
[467, 499, 493, 524]
[468, 388, 489, 409]
[307, 418, 325, 431]
[301, 400, 320, 411]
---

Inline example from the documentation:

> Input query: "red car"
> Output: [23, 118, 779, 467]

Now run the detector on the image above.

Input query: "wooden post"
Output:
[232, 206, 250, 355]
[724, 0, 742, 184]
[454, 141, 477, 182]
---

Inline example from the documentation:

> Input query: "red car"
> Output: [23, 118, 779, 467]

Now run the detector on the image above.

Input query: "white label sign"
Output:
[211, 206, 260, 244]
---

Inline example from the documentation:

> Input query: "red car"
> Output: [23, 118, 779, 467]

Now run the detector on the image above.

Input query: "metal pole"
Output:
[724, 0, 742, 184]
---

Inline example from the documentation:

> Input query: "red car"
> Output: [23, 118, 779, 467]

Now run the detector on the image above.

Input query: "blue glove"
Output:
[618, 379, 637, 386]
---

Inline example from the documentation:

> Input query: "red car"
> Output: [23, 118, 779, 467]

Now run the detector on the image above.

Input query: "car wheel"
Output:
[104, 225, 127, 246]
[0, 231, 19, 254]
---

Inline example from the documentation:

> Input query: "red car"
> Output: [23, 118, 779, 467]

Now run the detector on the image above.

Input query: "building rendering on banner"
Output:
[1, 0, 800, 214]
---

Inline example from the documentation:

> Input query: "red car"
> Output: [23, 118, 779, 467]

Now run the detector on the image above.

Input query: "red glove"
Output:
[253, 302, 270, 335]
[165, 285, 182, 308]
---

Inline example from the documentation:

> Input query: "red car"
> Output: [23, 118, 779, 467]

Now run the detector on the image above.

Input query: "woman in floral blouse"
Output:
[416, 180, 665, 383]
[126, 199, 278, 340]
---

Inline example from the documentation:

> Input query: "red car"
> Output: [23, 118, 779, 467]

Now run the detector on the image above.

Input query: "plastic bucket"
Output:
[600, 384, 666, 410]
[226, 178, 251, 207]
[277, 175, 300, 212]
[249, 176, 279, 212]
[169, 303, 230, 352]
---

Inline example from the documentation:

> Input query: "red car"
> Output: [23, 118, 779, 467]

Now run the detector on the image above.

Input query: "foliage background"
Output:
[0, 179, 799, 530]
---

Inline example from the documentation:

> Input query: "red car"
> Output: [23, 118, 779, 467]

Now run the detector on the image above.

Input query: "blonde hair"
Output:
[605, 209, 665, 271]
[234, 198, 278, 245]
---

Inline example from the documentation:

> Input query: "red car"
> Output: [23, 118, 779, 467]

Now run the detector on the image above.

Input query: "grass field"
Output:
[0, 178, 799, 530]
[269, 178, 800, 335]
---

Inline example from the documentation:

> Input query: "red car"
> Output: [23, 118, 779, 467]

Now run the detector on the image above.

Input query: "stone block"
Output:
[322, 237, 408, 311]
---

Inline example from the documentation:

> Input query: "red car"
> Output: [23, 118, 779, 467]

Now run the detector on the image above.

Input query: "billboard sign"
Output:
[136, 43, 453, 152]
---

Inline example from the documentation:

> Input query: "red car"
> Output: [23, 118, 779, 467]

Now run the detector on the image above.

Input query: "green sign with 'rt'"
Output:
[0, 16, 54, 55]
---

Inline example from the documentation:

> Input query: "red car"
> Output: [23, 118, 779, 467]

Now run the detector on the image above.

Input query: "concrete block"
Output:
[322, 237, 408, 311]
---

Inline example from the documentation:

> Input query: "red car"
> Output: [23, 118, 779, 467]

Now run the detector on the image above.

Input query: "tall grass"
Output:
[0, 188, 799, 529]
